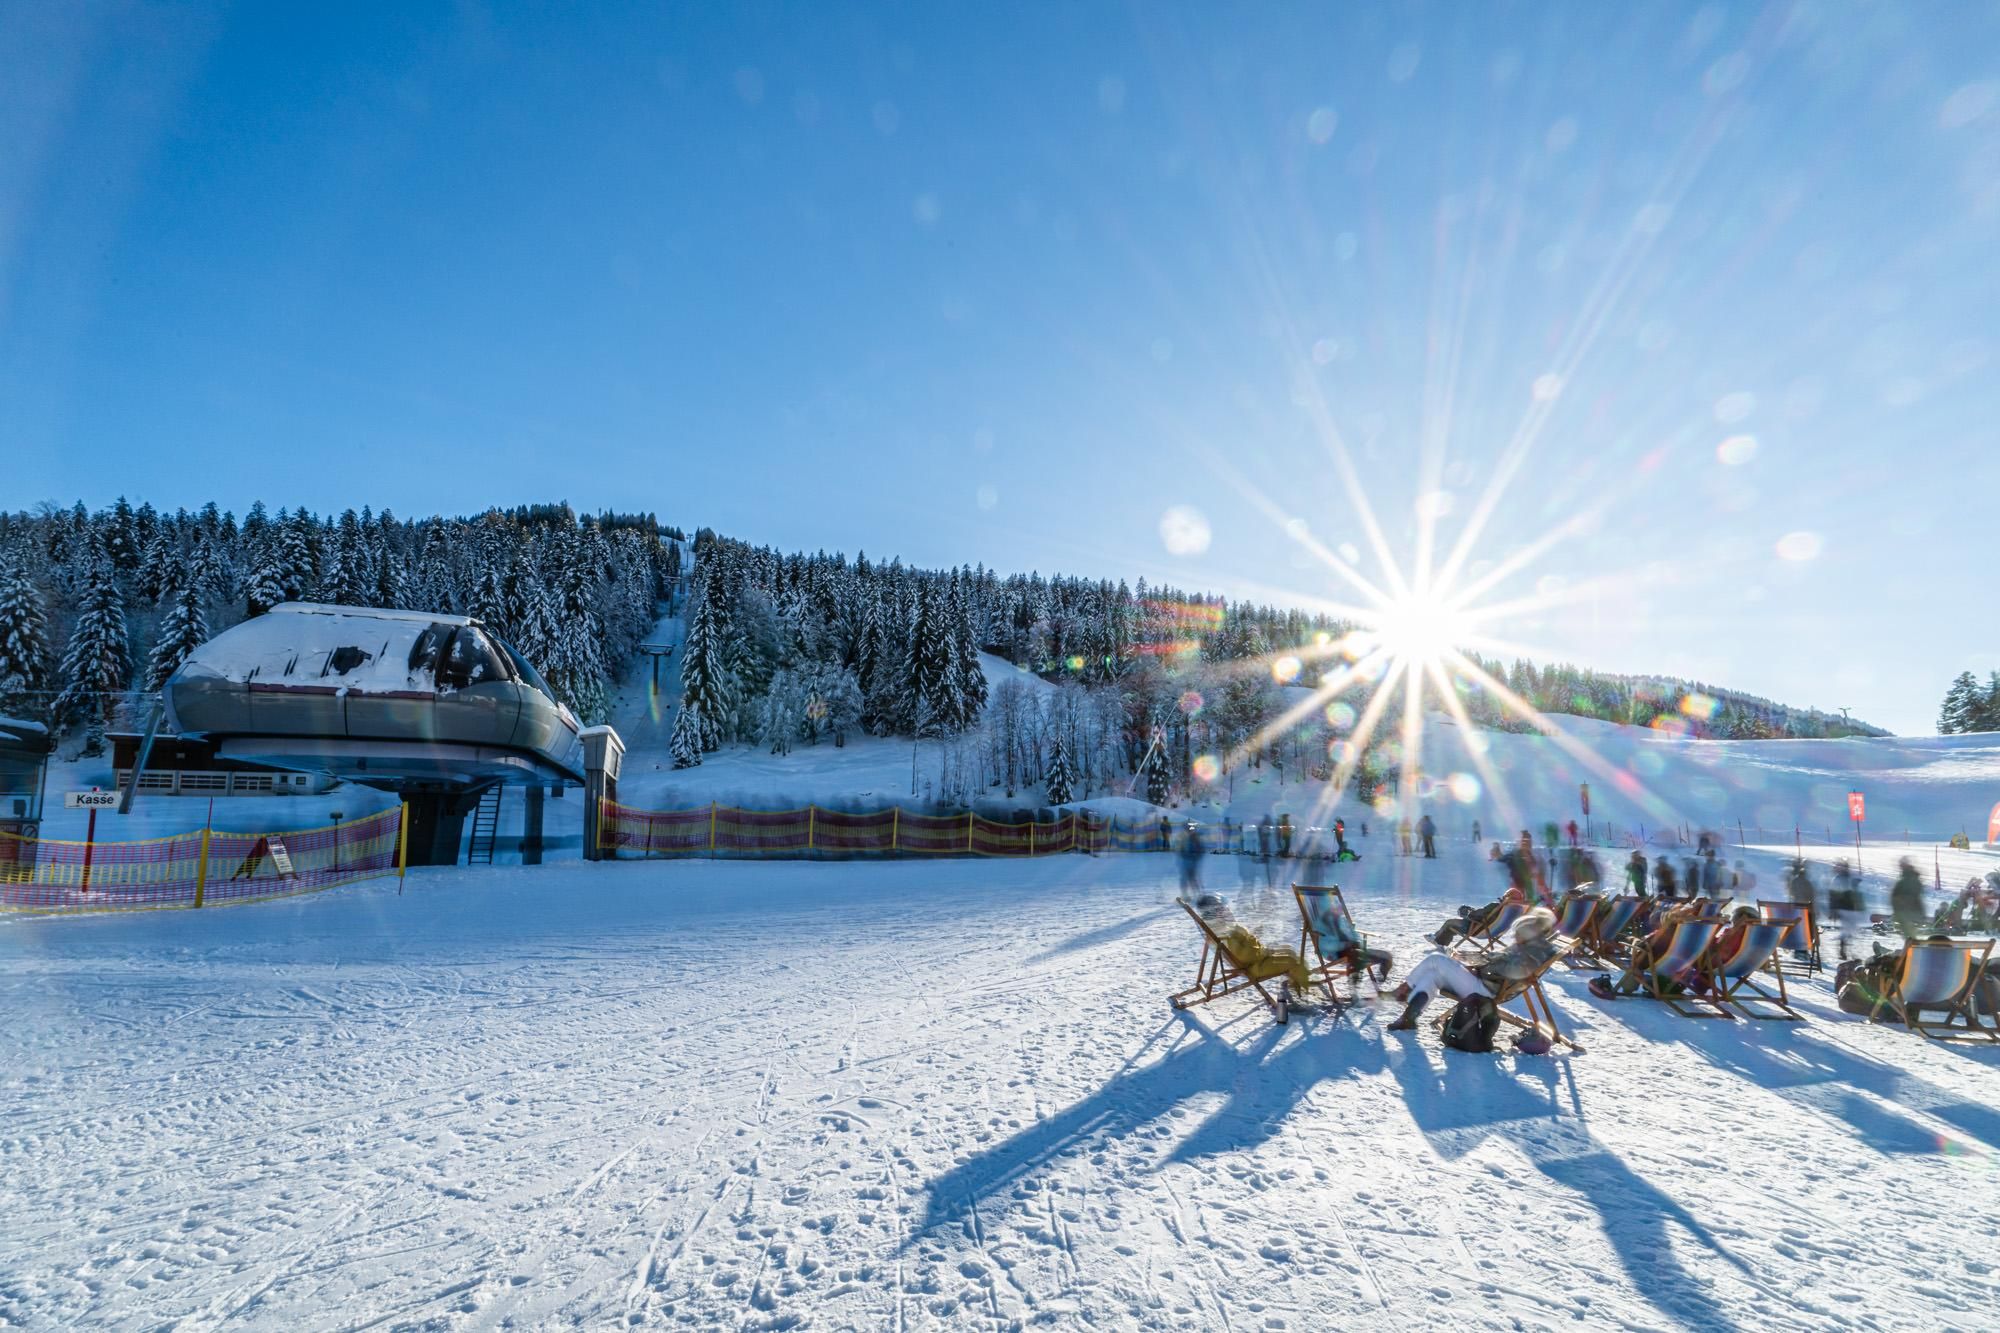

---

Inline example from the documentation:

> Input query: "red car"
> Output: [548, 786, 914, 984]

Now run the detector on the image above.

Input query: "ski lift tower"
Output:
[637, 642, 676, 694]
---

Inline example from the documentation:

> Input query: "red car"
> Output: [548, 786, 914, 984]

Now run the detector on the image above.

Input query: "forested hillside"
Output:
[0, 499, 1883, 790]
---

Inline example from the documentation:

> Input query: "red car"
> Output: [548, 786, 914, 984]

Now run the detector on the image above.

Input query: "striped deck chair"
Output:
[1635, 920, 1721, 1006]
[1169, 897, 1299, 1024]
[1455, 901, 1528, 956]
[1553, 893, 1603, 949]
[1757, 900, 1822, 978]
[1431, 938, 1583, 1052]
[1675, 922, 1801, 1020]
[1686, 898, 1730, 921]
[1568, 895, 1645, 970]
[1292, 884, 1377, 1004]
[1871, 939, 1998, 1042]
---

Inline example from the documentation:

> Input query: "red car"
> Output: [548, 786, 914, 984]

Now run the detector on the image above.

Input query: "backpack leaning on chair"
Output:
[1441, 994, 1502, 1053]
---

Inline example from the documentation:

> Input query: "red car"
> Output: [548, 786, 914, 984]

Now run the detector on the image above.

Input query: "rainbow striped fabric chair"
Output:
[1455, 901, 1528, 956]
[1872, 939, 1998, 1042]
[1757, 900, 1823, 978]
[1567, 895, 1646, 969]
[1674, 922, 1802, 1020]
[1637, 920, 1721, 1003]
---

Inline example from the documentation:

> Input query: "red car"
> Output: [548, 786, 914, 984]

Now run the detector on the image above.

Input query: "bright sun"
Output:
[1369, 590, 1466, 665]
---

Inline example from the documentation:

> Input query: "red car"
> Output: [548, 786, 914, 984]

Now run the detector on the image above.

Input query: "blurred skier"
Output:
[1628, 849, 1650, 898]
[1418, 813, 1437, 858]
[1178, 821, 1207, 894]
[1889, 858, 1927, 937]
[1829, 859, 1863, 960]
[1471, 819, 1482, 844]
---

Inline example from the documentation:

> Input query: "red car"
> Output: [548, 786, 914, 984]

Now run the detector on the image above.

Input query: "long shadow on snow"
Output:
[913, 1007, 1386, 1240]
[1388, 1045, 1754, 1333]
[1021, 906, 1176, 969]
[1638, 1007, 2000, 1155]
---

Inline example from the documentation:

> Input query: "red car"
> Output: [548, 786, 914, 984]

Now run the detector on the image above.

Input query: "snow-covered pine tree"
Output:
[669, 700, 703, 768]
[0, 560, 53, 716]
[53, 557, 132, 732]
[1940, 672, 1982, 734]
[1045, 733, 1076, 804]
[952, 582, 987, 727]
[244, 541, 291, 618]
[679, 577, 729, 751]
[145, 582, 210, 691]
[903, 582, 957, 736]
[1141, 735, 1172, 806]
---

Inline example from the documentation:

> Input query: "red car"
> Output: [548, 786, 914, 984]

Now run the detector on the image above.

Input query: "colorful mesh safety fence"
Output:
[599, 802, 1165, 858]
[0, 805, 406, 913]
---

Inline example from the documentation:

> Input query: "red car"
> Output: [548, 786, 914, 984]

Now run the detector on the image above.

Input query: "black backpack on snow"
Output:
[1441, 994, 1502, 1053]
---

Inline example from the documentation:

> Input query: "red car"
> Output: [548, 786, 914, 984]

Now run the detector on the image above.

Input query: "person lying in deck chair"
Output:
[1589, 905, 1703, 997]
[1431, 884, 1528, 948]
[1388, 906, 1560, 1030]
[1190, 893, 1316, 1000]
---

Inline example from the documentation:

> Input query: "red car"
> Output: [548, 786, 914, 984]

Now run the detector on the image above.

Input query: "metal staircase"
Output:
[466, 786, 503, 864]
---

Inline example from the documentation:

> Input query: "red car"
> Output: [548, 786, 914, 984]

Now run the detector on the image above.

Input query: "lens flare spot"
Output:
[1448, 772, 1481, 803]
[1314, 630, 1331, 647]
[1328, 738, 1355, 765]
[1307, 106, 1339, 143]
[1532, 373, 1564, 402]
[1066, 654, 1085, 672]
[1178, 690, 1204, 715]
[1191, 754, 1220, 783]
[1324, 701, 1356, 731]
[1776, 531, 1823, 562]
[1272, 654, 1302, 684]
[1680, 692, 1718, 721]
[1159, 505, 1212, 556]
[1715, 391, 1756, 423]
[1716, 434, 1757, 466]
[1650, 714, 1691, 738]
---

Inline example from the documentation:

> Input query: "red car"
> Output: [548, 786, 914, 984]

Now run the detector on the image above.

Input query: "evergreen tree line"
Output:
[1938, 671, 2000, 734]
[0, 498, 678, 745]
[669, 535, 1884, 802]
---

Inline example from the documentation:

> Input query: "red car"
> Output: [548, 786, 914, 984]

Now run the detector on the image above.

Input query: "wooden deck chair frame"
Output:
[1756, 900, 1823, 979]
[1291, 883, 1375, 1004]
[1567, 895, 1644, 971]
[1677, 923, 1803, 1021]
[1431, 939, 1583, 1052]
[1168, 898, 1297, 1022]
[1871, 938, 1999, 1042]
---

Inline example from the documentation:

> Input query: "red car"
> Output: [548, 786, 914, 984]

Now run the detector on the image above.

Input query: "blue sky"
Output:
[3, 3, 1996, 734]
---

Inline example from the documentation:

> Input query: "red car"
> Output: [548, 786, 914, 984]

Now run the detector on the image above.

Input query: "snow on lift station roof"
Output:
[176, 602, 488, 694]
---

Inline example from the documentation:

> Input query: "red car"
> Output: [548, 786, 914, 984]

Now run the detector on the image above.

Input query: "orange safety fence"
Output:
[0, 805, 408, 913]
[599, 801, 1184, 858]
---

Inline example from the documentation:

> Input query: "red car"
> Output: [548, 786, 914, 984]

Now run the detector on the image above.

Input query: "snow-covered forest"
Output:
[0, 499, 1883, 778]
[671, 533, 1887, 805]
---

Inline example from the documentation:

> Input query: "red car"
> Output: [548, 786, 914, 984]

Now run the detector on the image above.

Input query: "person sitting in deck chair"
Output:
[1431, 884, 1528, 948]
[1190, 893, 1315, 1000]
[1589, 905, 1703, 997]
[1388, 907, 1560, 1030]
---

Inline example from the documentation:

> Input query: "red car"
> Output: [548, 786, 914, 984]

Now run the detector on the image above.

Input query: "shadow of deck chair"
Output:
[1757, 900, 1822, 979]
[1673, 922, 1802, 1020]
[1168, 897, 1299, 1024]
[1429, 938, 1583, 1052]
[1292, 883, 1379, 1006]
[1871, 938, 1998, 1042]
[1567, 895, 1644, 970]
[1633, 920, 1721, 1009]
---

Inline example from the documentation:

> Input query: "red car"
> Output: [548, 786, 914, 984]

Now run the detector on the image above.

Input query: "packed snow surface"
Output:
[4, 835, 1998, 1331]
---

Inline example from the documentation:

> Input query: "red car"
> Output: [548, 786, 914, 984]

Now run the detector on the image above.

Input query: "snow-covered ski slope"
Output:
[3, 837, 1997, 1331]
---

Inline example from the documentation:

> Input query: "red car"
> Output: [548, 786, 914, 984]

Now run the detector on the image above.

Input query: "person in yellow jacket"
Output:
[1191, 892, 1313, 997]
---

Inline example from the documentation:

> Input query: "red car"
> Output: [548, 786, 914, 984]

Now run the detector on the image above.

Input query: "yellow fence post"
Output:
[194, 828, 211, 908]
[1029, 819, 1035, 857]
[891, 807, 899, 853]
[966, 812, 975, 853]
[397, 801, 410, 880]
[808, 805, 815, 851]
[709, 802, 718, 853]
